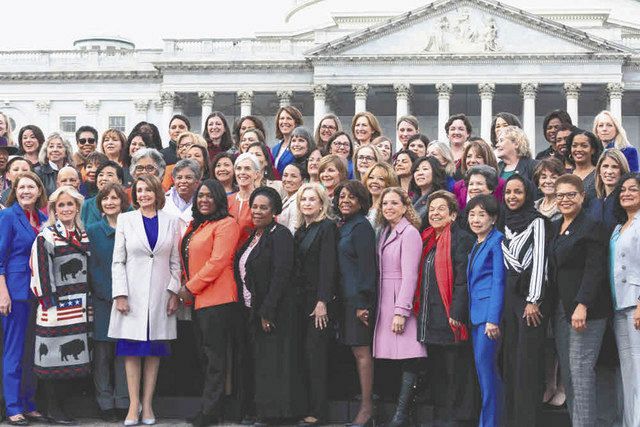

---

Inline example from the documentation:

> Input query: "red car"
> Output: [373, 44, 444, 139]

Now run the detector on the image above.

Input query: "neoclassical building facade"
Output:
[2, 0, 640, 153]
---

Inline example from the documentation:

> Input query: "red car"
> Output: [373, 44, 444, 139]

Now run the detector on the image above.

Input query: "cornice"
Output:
[153, 60, 312, 72]
[0, 70, 161, 81]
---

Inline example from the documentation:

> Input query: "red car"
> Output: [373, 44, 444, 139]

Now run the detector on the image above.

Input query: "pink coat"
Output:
[373, 217, 427, 360]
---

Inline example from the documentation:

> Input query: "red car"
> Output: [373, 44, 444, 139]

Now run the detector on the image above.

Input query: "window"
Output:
[59, 116, 76, 133]
[109, 116, 126, 132]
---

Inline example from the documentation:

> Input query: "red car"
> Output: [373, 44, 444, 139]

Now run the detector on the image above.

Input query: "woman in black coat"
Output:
[234, 186, 305, 425]
[294, 183, 338, 426]
[333, 180, 377, 427]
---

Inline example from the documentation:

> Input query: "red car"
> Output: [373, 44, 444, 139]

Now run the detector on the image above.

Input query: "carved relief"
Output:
[424, 8, 500, 53]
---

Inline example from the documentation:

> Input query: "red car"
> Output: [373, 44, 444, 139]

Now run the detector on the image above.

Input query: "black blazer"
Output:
[498, 157, 538, 182]
[450, 224, 475, 323]
[35, 163, 58, 197]
[294, 218, 337, 306]
[548, 210, 612, 320]
[337, 213, 377, 310]
[234, 222, 295, 322]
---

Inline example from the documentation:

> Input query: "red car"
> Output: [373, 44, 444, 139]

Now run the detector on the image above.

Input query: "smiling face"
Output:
[330, 135, 351, 160]
[356, 146, 376, 176]
[0, 115, 7, 137]
[207, 116, 225, 141]
[21, 129, 41, 155]
[15, 177, 41, 210]
[185, 146, 206, 170]
[570, 134, 594, 166]
[307, 149, 322, 177]
[102, 135, 122, 159]
[555, 182, 584, 217]
[214, 157, 234, 185]
[169, 118, 189, 141]
[278, 110, 296, 138]
[381, 191, 406, 226]
[0, 149, 8, 171]
[319, 164, 341, 190]
[375, 139, 392, 163]
[620, 178, 640, 213]
[427, 146, 447, 168]
[465, 147, 485, 169]
[290, 135, 309, 158]
[397, 120, 418, 148]
[196, 185, 215, 216]
[494, 117, 509, 137]
[538, 168, 559, 197]
[177, 136, 194, 160]
[545, 117, 562, 145]
[84, 162, 99, 183]
[408, 139, 427, 158]
[6, 159, 31, 182]
[495, 134, 517, 160]
[97, 166, 120, 191]
[54, 193, 78, 226]
[393, 153, 413, 177]
[555, 130, 571, 156]
[136, 180, 156, 210]
[282, 164, 303, 196]
[596, 115, 618, 143]
[47, 138, 66, 165]
[365, 166, 387, 198]
[413, 160, 433, 190]
[299, 188, 322, 220]
[239, 119, 256, 137]
[354, 116, 373, 144]
[247, 146, 267, 172]
[101, 189, 123, 217]
[239, 131, 260, 153]
[428, 197, 455, 231]
[56, 168, 80, 189]
[129, 135, 146, 157]
[599, 156, 622, 189]
[234, 158, 258, 189]
[448, 119, 469, 146]
[319, 118, 338, 144]
[504, 179, 526, 211]
[251, 194, 274, 229]
[338, 187, 361, 218]
[174, 166, 199, 200]
[76, 131, 96, 157]
[133, 157, 158, 179]
[468, 205, 495, 238]
[468, 173, 491, 198]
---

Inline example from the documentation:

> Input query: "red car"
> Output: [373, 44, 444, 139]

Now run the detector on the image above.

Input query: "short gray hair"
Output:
[172, 158, 201, 179]
[234, 152, 261, 172]
[130, 147, 166, 179]
[38, 132, 75, 166]
[465, 164, 499, 192]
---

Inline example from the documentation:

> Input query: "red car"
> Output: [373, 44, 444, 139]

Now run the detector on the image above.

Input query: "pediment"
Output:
[306, 0, 632, 59]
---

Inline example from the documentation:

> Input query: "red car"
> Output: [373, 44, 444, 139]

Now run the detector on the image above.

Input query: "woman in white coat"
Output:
[108, 175, 181, 426]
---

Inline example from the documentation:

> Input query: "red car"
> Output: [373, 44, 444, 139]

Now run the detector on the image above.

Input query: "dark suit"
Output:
[34, 163, 57, 196]
[294, 218, 338, 420]
[0, 203, 46, 417]
[498, 157, 538, 182]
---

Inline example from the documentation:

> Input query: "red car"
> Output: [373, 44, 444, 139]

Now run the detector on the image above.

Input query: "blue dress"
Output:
[115, 215, 170, 357]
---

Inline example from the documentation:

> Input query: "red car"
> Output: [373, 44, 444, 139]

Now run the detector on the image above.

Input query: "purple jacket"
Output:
[453, 178, 506, 210]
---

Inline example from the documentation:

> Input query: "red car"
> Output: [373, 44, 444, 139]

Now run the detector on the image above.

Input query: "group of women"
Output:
[0, 105, 639, 427]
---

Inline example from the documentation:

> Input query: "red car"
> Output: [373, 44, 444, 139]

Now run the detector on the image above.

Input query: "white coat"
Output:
[107, 209, 181, 341]
[162, 188, 193, 236]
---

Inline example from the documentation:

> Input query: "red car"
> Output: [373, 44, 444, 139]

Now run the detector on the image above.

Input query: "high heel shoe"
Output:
[345, 417, 374, 427]
[123, 405, 141, 426]
[141, 418, 156, 426]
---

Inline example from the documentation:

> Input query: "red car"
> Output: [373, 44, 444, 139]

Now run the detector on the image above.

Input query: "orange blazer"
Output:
[181, 216, 241, 310]
[227, 193, 254, 246]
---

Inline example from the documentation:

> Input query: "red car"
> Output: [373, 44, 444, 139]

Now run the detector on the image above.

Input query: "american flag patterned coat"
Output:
[30, 220, 92, 379]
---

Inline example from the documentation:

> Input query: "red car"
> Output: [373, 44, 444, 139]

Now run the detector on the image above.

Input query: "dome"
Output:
[73, 36, 135, 51]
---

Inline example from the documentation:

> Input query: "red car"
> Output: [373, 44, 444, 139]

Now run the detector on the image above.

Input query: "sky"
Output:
[0, 0, 294, 50]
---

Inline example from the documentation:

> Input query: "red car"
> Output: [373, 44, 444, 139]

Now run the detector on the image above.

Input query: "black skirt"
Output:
[340, 303, 372, 347]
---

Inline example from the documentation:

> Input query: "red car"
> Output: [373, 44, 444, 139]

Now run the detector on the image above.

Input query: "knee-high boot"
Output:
[386, 371, 417, 427]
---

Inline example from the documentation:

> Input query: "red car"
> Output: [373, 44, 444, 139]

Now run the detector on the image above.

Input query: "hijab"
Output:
[503, 173, 546, 233]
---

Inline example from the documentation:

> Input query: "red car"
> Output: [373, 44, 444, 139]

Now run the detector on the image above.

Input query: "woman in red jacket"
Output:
[178, 179, 241, 427]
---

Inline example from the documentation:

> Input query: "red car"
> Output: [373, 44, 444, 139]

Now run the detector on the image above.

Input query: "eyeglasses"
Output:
[320, 124, 337, 131]
[178, 144, 193, 152]
[332, 142, 350, 148]
[175, 175, 197, 182]
[554, 192, 579, 201]
[134, 165, 157, 173]
[357, 155, 376, 162]
[78, 138, 96, 145]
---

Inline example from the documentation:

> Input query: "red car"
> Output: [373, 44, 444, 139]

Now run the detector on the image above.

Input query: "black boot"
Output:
[386, 371, 417, 427]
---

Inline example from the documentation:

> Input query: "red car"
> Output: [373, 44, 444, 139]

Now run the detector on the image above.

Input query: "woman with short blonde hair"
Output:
[593, 110, 638, 172]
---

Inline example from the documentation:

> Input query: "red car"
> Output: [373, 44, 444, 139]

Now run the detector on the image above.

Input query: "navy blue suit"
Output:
[0, 203, 46, 416]
[467, 228, 505, 427]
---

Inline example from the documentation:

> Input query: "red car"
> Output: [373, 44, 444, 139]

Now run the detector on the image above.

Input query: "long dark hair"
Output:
[130, 121, 163, 150]
[202, 111, 233, 152]
[192, 179, 230, 226]
[124, 131, 152, 167]
[408, 156, 447, 197]
[612, 172, 640, 224]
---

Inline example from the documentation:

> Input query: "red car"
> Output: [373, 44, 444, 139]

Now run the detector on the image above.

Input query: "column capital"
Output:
[83, 100, 100, 112]
[35, 100, 50, 113]
[563, 82, 582, 99]
[160, 91, 175, 107]
[276, 90, 293, 107]
[198, 91, 215, 105]
[237, 90, 254, 104]
[153, 99, 163, 112]
[478, 83, 495, 99]
[352, 84, 369, 99]
[133, 99, 149, 113]
[312, 84, 328, 100]
[520, 83, 538, 99]
[393, 83, 412, 99]
[606, 82, 625, 99]
[436, 83, 453, 100]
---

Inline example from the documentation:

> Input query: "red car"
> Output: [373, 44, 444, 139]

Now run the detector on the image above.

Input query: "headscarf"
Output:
[503, 173, 546, 233]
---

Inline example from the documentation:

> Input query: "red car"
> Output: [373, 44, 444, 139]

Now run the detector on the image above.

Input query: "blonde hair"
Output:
[593, 110, 631, 150]
[0, 112, 14, 146]
[376, 187, 421, 230]
[427, 141, 456, 175]
[595, 148, 630, 198]
[353, 144, 382, 180]
[47, 185, 85, 229]
[177, 131, 207, 149]
[295, 182, 333, 227]
[318, 154, 348, 182]
[499, 126, 531, 158]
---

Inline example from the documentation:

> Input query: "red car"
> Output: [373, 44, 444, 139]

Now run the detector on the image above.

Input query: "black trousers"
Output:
[195, 303, 237, 416]
[302, 314, 329, 419]
[235, 306, 255, 418]
[501, 292, 547, 427]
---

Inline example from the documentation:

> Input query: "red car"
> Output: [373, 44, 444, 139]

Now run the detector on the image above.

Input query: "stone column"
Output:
[394, 84, 411, 122]
[563, 83, 581, 126]
[237, 91, 254, 117]
[313, 84, 328, 129]
[35, 100, 51, 135]
[160, 91, 175, 146]
[198, 92, 215, 128]
[133, 99, 149, 124]
[520, 83, 538, 148]
[607, 82, 624, 122]
[83, 100, 100, 130]
[352, 84, 369, 113]
[478, 83, 495, 142]
[277, 90, 293, 108]
[436, 83, 452, 141]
